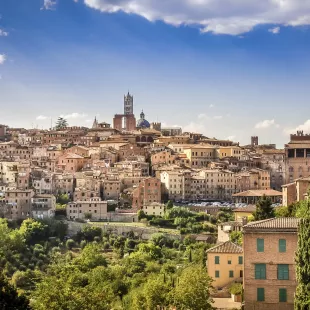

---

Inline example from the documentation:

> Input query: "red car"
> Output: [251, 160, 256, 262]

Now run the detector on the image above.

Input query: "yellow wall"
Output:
[207, 252, 243, 288]
[234, 211, 253, 222]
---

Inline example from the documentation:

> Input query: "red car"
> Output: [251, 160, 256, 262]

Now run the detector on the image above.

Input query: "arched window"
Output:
[299, 166, 303, 173]
[289, 167, 294, 173]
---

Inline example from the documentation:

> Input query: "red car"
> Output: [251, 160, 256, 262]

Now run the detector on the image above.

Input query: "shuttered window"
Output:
[278, 265, 289, 280]
[215, 256, 220, 264]
[279, 239, 286, 252]
[238, 256, 243, 264]
[229, 270, 234, 278]
[257, 238, 264, 252]
[215, 270, 220, 278]
[279, 288, 287, 302]
[255, 264, 266, 279]
[257, 288, 265, 301]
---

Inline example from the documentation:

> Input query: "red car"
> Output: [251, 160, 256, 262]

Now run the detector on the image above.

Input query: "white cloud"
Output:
[255, 119, 279, 129]
[284, 120, 310, 135]
[0, 54, 6, 65]
[83, 0, 310, 35]
[268, 26, 280, 34]
[209, 104, 214, 108]
[60, 112, 88, 119]
[213, 115, 223, 120]
[0, 29, 8, 36]
[183, 122, 207, 134]
[41, 0, 56, 10]
[36, 115, 49, 120]
[226, 135, 236, 141]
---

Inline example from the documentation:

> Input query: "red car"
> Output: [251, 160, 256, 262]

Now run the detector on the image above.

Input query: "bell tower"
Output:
[124, 92, 133, 115]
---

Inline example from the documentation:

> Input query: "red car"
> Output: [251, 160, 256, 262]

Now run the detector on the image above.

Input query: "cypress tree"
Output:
[295, 197, 310, 309]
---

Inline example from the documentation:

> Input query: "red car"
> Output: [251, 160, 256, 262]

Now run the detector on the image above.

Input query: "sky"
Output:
[1, 0, 310, 147]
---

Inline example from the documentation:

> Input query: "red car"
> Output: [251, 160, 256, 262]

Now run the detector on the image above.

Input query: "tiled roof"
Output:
[219, 221, 243, 227]
[206, 241, 243, 254]
[233, 204, 256, 213]
[232, 189, 282, 197]
[243, 217, 300, 231]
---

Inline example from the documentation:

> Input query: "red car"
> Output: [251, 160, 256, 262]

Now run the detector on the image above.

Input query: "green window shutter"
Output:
[238, 256, 243, 264]
[279, 288, 287, 302]
[228, 260, 232, 265]
[215, 270, 220, 278]
[255, 264, 266, 279]
[229, 270, 234, 278]
[257, 238, 264, 252]
[279, 239, 286, 252]
[215, 256, 220, 264]
[257, 288, 265, 301]
[278, 265, 289, 280]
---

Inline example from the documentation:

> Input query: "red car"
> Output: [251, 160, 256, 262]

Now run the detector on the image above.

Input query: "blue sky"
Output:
[1, 0, 310, 147]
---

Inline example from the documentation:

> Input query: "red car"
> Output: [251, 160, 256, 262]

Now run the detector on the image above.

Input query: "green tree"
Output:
[166, 200, 174, 210]
[0, 273, 31, 310]
[295, 198, 310, 309]
[253, 195, 274, 220]
[56, 194, 70, 205]
[172, 265, 213, 310]
[19, 219, 48, 245]
[66, 239, 75, 250]
[84, 212, 92, 220]
[230, 231, 243, 245]
[55, 117, 68, 130]
[137, 210, 147, 221]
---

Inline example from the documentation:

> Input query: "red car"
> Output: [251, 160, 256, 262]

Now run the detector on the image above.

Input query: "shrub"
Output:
[229, 283, 242, 295]
[66, 239, 75, 250]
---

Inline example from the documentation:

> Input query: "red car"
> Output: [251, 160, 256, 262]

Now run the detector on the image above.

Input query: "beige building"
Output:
[142, 202, 165, 216]
[236, 168, 271, 192]
[243, 218, 299, 310]
[199, 169, 238, 200]
[218, 146, 244, 160]
[206, 241, 243, 288]
[4, 189, 34, 220]
[183, 145, 218, 168]
[67, 197, 108, 220]
[217, 221, 243, 243]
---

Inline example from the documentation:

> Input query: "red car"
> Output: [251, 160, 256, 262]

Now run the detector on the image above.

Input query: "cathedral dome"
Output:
[136, 110, 150, 128]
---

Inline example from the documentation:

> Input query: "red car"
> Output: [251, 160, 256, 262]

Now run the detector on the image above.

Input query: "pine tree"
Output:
[253, 195, 274, 220]
[295, 198, 310, 309]
[55, 117, 68, 130]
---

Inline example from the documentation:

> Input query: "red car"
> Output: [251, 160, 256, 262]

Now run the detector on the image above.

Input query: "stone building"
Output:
[243, 218, 299, 310]
[236, 168, 271, 192]
[282, 176, 310, 206]
[285, 131, 310, 183]
[31, 194, 56, 219]
[132, 177, 161, 209]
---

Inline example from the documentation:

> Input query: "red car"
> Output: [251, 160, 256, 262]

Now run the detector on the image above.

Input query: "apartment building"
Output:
[199, 169, 237, 200]
[132, 177, 161, 209]
[31, 194, 56, 219]
[206, 241, 243, 288]
[282, 176, 310, 206]
[243, 218, 300, 310]
[67, 197, 108, 221]
[4, 189, 34, 220]
[236, 168, 271, 192]
[142, 202, 165, 216]
[183, 145, 218, 168]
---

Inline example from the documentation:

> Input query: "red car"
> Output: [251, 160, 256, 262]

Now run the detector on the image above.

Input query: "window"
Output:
[215, 256, 220, 264]
[229, 270, 234, 278]
[215, 270, 220, 278]
[228, 260, 232, 265]
[279, 239, 286, 252]
[278, 264, 289, 280]
[257, 288, 265, 302]
[238, 256, 243, 264]
[257, 238, 264, 252]
[279, 288, 287, 302]
[255, 264, 266, 279]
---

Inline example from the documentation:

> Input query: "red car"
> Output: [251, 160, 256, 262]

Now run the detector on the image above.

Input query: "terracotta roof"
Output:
[243, 217, 300, 232]
[206, 241, 243, 254]
[65, 153, 84, 159]
[232, 189, 282, 197]
[219, 221, 243, 227]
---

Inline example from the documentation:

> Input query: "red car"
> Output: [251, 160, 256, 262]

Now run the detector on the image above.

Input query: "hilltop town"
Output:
[1, 93, 310, 310]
